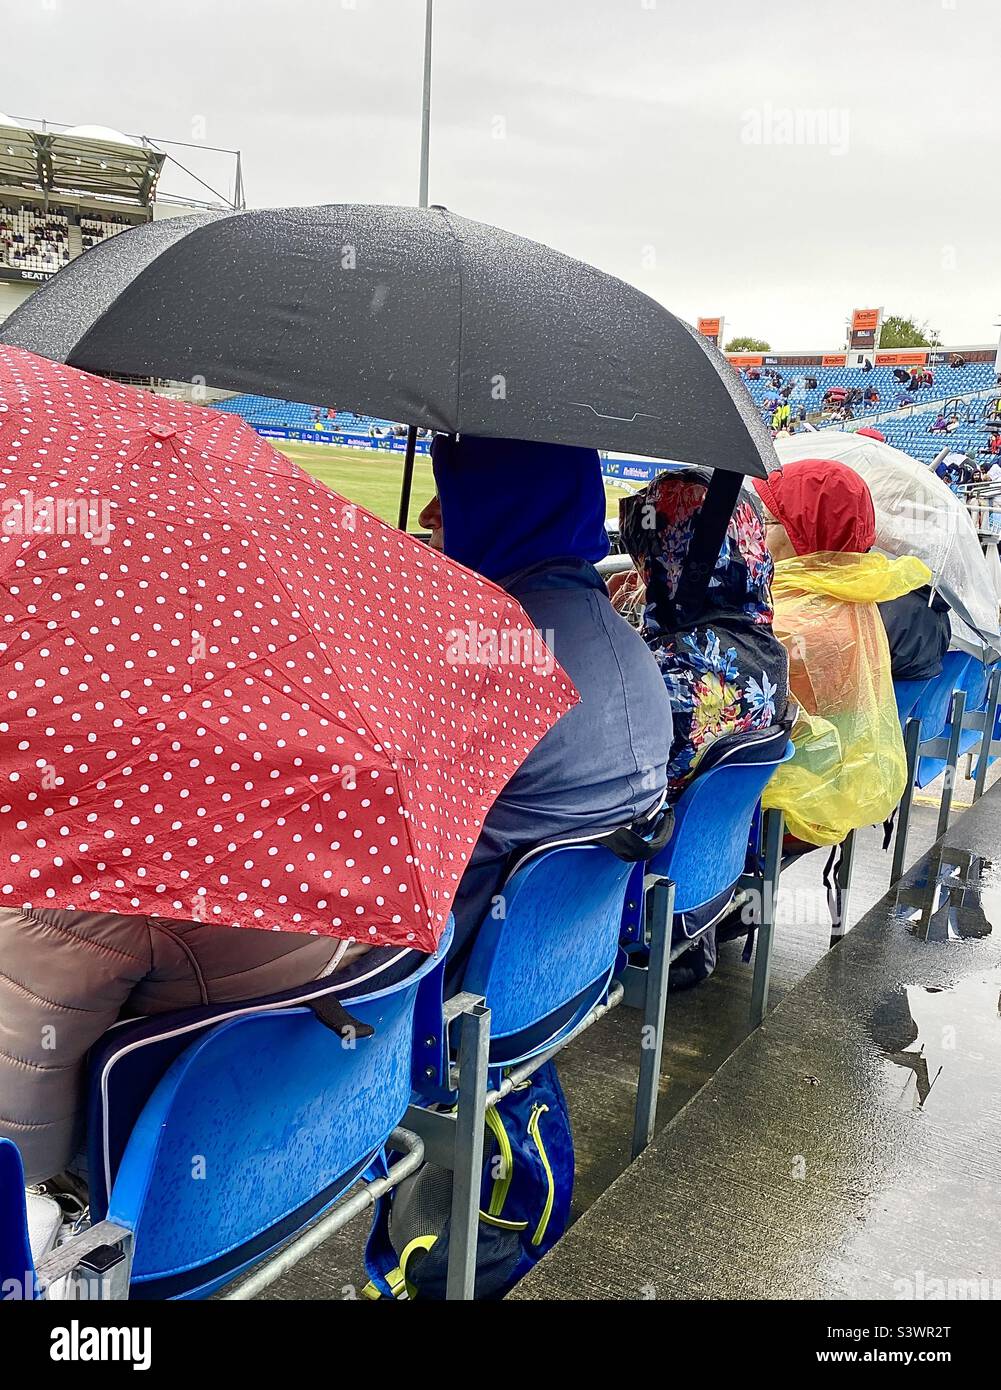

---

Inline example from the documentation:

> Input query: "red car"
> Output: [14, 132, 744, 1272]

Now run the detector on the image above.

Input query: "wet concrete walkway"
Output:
[254, 772, 996, 1298]
[511, 785, 1001, 1300]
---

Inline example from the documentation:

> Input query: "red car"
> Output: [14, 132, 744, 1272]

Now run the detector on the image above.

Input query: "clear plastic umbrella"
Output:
[773, 430, 1001, 651]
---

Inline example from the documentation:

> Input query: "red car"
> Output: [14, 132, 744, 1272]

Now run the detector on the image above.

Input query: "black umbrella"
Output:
[0, 204, 773, 495]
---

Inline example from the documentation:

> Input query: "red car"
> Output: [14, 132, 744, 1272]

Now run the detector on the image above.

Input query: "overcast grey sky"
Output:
[4, 0, 999, 347]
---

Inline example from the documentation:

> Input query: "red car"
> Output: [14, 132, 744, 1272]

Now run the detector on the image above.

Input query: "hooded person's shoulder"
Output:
[773, 552, 931, 605]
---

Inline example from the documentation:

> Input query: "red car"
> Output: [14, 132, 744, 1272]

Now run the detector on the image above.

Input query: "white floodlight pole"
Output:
[418, 0, 433, 209]
[399, 0, 435, 531]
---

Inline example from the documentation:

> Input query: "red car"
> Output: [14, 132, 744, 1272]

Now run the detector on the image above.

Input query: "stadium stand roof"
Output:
[0, 119, 164, 205]
[0, 115, 244, 212]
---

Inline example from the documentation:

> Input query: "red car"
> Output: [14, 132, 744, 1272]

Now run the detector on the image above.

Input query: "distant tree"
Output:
[878, 315, 941, 349]
[724, 335, 771, 352]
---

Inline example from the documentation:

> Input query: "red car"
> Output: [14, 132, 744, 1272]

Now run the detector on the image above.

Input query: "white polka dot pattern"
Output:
[0, 347, 579, 952]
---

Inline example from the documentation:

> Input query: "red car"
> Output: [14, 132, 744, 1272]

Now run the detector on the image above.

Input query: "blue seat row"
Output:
[741, 362, 996, 424]
[212, 393, 398, 434]
[1, 726, 794, 1302]
[890, 655, 1001, 883]
[7, 649, 996, 1302]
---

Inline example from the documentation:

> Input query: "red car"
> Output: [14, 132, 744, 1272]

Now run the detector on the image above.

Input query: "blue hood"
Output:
[431, 434, 610, 584]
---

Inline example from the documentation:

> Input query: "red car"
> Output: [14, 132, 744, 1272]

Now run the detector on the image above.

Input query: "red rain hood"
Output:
[753, 458, 876, 556]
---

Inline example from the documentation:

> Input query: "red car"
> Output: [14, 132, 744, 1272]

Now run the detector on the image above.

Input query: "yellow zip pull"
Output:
[526, 1104, 555, 1246]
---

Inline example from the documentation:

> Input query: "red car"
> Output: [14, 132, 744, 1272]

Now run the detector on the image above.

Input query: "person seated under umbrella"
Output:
[750, 459, 930, 848]
[617, 468, 790, 802]
[4, 912, 424, 1198]
[603, 469, 794, 992]
[420, 435, 673, 981]
[2, 876, 421, 1197]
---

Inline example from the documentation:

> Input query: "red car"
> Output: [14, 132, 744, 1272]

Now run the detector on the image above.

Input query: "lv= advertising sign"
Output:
[848, 307, 882, 353]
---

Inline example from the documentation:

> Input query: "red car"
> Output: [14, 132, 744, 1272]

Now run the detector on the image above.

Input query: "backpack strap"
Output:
[481, 1106, 530, 1231]
[672, 468, 744, 626]
[362, 1149, 407, 1300]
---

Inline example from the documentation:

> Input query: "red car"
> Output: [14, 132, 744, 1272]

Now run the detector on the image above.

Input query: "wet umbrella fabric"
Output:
[773, 430, 1001, 651]
[0, 346, 578, 952]
[0, 203, 772, 480]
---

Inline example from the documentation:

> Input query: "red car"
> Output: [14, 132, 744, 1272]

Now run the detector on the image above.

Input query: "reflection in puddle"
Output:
[868, 847, 1001, 1113]
[892, 847, 997, 942]
[869, 977, 1001, 1111]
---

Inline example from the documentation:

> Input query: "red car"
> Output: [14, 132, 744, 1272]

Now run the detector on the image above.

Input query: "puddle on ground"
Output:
[891, 845, 998, 941]
[868, 846, 1001, 1115]
[869, 975, 1001, 1114]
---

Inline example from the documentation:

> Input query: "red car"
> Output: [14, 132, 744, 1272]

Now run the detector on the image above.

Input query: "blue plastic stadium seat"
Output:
[0, 1138, 35, 1300]
[914, 651, 971, 739]
[73, 935, 449, 1299]
[461, 824, 665, 1070]
[894, 677, 932, 725]
[620, 723, 794, 947]
[914, 652, 974, 786]
[210, 395, 400, 436]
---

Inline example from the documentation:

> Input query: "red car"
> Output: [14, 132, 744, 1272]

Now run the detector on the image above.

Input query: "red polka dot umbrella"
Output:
[0, 347, 578, 953]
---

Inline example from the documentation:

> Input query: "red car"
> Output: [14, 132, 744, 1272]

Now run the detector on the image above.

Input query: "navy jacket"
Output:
[431, 436, 673, 976]
[878, 585, 952, 683]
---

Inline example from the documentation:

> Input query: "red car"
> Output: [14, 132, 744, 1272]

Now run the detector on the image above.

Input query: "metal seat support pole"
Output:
[891, 717, 921, 884]
[631, 876, 674, 1159]
[750, 808, 783, 1028]
[445, 999, 490, 1301]
[974, 667, 1001, 802]
[937, 689, 967, 840]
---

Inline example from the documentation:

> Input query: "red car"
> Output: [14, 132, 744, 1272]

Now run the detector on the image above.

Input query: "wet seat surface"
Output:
[510, 785, 1001, 1300]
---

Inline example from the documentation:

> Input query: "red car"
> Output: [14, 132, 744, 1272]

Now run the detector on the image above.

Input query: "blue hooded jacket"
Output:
[432, 433, 610, 582]
[431, 434, 673, 969]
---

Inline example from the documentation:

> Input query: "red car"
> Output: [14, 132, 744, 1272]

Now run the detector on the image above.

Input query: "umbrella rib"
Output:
[156, 444, 439, 933]
[569, 402, 664, 424]
[383, 756, 437, 943]
[438, 208, 465, 433]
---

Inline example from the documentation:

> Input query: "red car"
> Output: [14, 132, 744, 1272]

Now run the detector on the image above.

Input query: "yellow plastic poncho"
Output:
[763, 550, 931, 845]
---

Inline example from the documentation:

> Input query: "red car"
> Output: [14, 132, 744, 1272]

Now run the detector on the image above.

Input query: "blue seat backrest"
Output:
[959, 658, 990, 713]
[100, 944, 444, 1299]
[894, 677, 931, 725]
[649, 736, 794, 916]
[0, 1138, 35, 1300]
[462, 841, 635, 1058]
[87, 928, 451, 1224]
[914, 651, 972, 741]
[620, 725, 793, 940]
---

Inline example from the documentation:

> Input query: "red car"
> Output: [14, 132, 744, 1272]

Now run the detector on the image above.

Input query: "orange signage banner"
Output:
[849, 307, 882, 353]
[697, 316, 723, 340]
[822, 354, 847, 367]
[875, 350, 928, 367]
[726, 353, 763, 368]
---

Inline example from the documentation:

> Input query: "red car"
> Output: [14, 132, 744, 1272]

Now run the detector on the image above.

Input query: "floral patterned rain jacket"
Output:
[621, 470, 790, 799]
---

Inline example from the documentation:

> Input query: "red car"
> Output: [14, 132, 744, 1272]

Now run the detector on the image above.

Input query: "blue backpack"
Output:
[363, 1060, 573, 1300]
